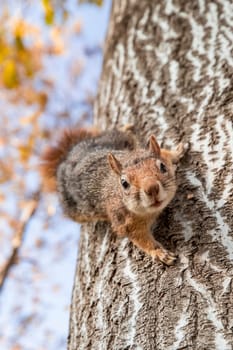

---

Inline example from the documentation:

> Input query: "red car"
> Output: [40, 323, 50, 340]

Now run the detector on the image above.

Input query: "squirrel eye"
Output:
[160, 162, 167, 173]
[121, 178, 130, 189]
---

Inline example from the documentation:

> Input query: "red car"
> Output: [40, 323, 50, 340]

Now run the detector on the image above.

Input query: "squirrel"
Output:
[41, 126, 185, 265]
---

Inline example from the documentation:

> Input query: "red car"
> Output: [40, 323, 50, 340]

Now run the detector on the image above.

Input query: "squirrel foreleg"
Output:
[130, 231, 177, 266]
[110, 212, 176, 265]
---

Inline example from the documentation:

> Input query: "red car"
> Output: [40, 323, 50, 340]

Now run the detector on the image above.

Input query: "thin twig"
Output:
[0, 192, 40, 292]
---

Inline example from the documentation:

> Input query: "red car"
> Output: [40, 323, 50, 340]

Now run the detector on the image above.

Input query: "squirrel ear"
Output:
[149, 135, 161, 157]
[108, 153, 122, 175]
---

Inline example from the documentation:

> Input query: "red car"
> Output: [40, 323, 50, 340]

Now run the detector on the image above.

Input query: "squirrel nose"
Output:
[145, 183, 160, 197]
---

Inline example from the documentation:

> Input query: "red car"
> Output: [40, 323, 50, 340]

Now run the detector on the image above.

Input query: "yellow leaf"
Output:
[18, 134, 35, 163]
[79, 0, 103, 5]
[14, 34, 25, 52]
[0, 37, 10, 63]
[18, 145, 31, 163]
[14, 19, 27, 38]
[3, 60, 19, 88]
[42, 0, 54, 25]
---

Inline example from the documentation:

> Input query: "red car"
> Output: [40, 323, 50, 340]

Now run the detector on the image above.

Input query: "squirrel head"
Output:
[108, 135, 179, 216]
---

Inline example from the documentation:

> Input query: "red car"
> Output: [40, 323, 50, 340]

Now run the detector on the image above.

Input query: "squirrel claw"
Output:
[153, 248, 177, 266]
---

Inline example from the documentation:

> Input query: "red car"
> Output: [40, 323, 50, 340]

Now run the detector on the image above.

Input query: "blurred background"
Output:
[0, 0, 111, 349]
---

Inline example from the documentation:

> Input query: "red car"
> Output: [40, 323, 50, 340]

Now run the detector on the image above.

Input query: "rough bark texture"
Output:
[68, 1, 233, 349]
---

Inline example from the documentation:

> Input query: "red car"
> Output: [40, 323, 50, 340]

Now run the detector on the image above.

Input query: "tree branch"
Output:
[0, 192, 40, 292]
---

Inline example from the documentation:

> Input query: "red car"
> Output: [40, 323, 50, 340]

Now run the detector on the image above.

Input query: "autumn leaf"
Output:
[0, 35, 10, 63]
[2, 60, 19, 88]
[50, 27, 65, 54]
[20, 113, 39, 126]
[18, 134, 35, 163]
[42, 0, 55, 25]
[79, 0, 103, 6]
[0, 160, 13, 183]
[0, 18, 43, 89]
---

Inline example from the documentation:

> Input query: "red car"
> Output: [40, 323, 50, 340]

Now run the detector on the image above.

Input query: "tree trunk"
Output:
[68, 1, 233, 349]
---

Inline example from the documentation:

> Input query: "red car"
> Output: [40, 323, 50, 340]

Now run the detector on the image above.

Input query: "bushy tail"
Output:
[40, 127, 100, 191]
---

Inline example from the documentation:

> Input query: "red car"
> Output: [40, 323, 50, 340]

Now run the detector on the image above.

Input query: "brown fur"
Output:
[160, 143, 185, 164]
[40, 127, 100, 191]
[106, 137, 185, 265]
[42, 128, 185, 265]
[110, 212, 176, 265]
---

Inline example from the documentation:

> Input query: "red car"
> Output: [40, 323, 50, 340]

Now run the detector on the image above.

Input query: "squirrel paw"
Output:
[152, 248, 177, 266]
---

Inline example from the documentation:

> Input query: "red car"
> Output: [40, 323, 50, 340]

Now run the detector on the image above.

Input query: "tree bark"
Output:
[68, 1, 233, 349]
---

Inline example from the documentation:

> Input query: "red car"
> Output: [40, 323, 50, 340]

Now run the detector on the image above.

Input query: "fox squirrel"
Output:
[41, 126, 185, 265]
